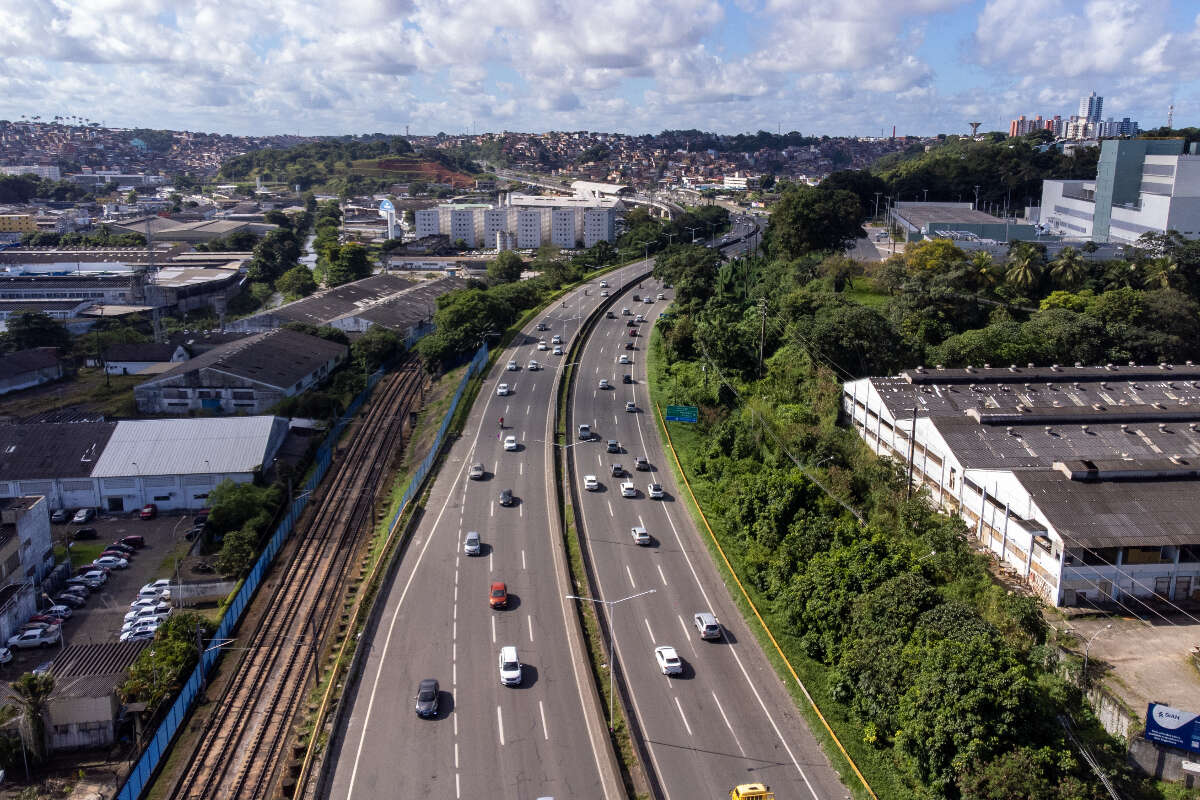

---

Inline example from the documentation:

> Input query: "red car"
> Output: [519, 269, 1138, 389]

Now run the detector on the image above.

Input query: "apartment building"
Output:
[415, 196, 618, 249]
[843, 364, 1200, 608]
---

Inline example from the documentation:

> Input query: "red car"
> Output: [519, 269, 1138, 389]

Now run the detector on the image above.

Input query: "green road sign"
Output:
[665, 405, 698, 423]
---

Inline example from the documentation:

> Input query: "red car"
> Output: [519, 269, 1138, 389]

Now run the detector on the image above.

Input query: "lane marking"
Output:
[491, 614, 496, 644]
[521, 549, 526, 570]
[528, 614, 534, 642]
[674, 696, 693, 736]
[643, 617, 655, 642]
[711, 692, 747, 756]
[454, 741, 459, 768]
[607, 500, 614, 517]
[497, 705, 505, 746]
[657, 563, 668, 586]
[625, 563, 636, 588]
[539, 700, 549, 740]
[677, 614, 692, 644]
[456, 773, 461, 799]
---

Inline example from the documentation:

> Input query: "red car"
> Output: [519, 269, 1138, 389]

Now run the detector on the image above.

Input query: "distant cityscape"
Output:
[1009, 90, 1140, 140]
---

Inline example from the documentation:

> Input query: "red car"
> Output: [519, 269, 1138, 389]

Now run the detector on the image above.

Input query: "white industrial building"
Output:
[0, 416, 289, 513]
[0, 495, 54, 648]
[844, 364, 1200, 608]
[1040, 138, 1200, 244]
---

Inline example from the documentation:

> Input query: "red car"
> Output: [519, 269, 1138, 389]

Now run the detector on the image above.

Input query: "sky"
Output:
[1, 0, 1198, 138]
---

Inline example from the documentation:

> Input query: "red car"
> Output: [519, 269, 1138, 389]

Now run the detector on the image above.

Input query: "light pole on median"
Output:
[684, 226, 700, 244]
[566, 588, 656, 730]
[636, 239, 654, 262]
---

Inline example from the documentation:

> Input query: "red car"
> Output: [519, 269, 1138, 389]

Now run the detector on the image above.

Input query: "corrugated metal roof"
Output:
[91, 416, 284, 477]
[0, 422, 116, 480]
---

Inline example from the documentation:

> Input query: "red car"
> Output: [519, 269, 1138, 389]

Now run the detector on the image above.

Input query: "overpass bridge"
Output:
[494, 169, 683, 220]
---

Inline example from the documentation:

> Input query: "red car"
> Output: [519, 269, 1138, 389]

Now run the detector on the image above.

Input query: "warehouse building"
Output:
[888, 202, 1037, 243]
[843, 363, 1200, 608]
[41, 641, 150, 751]
[134, 328, 346, 415]
[0, 416, 288, 513]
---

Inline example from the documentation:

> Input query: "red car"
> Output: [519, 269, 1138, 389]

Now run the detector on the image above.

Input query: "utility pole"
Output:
[757, 297, 767, 378]
[873, 191, 881, 221]
[905, 406, 917, 499]
[973, 185, 981, 210]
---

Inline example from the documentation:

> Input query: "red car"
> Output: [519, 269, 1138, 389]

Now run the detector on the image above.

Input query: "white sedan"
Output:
[527, 360, 540, 371]
[503, 436, 519, 451]
[648, 483, 664, 499]
[93, 555, 129, 570]
[506, 360, 519, 371]
[496, 383, 510, 396]
[8, 627, 61, 649]
[654, 645, 683, 675]
[620, 481, 637, 498]
[583, 475, 599, 491]
[553, 346, 564, 355]
[538, 340, 549, 351]
[618, 354, 631, 364]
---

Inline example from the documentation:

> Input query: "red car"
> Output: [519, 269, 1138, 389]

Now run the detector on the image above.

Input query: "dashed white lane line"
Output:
[456, 773, 461, 799]
[521, 549, 527, 570]
[497, 705, 506, 746]
[657, 563, 668, 586]
[539, 700, 549, 740]
[625, 563, 636, 588]
[676, 614, 692, 643]
[489, 552, 493, 572]
[606, 500, 614, 517]
[643, 617, 656, 642]
[674, 696, 693, 736]
[525, 404, 530, 415]
[454, 741, 459, 768]
[519, 461, 523, 476]
[528, 614, 535, 642]
[491, 614, 496, 644]
[711, 691, 746, 757]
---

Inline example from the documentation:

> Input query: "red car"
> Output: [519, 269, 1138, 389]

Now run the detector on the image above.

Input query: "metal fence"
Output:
[116, 367, 387, 800]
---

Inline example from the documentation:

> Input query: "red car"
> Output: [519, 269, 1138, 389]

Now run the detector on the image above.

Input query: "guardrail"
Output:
[116, 366, 388, 800]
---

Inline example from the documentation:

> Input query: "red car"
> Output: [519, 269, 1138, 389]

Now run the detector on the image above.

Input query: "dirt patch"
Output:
[351, 157, 475, 189]
[0, 368, 140, 421]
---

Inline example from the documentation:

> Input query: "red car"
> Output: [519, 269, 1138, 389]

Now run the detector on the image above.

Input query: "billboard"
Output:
[1145, 703, 1200, 754]
[379, 199, 395, 213]
[665, 405, 699, 423]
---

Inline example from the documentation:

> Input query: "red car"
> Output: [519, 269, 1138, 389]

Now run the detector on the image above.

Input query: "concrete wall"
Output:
[1129, 737, 1200, 788]
[47, 693, 119, 751]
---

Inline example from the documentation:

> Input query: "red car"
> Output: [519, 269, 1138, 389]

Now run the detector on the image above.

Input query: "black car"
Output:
[107, 542, 135, 555]
[623, 374, 633, 384]
[54, 594, 85, 609]
[72, 527, 98, 541]
[624, 341, 635, 350]
[415, 678, 440, 717]
[499, 488, 514, 507]
[60, 583, 89, 598]
[536, 322, 548, 331]
[607, 440, 621, 453]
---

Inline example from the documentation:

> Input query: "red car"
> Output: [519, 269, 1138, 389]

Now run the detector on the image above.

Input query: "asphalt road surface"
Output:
[568, 279, 850, 800]
[325, 261, 650, 800]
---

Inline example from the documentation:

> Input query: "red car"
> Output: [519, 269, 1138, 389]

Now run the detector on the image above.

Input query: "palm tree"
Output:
[1141, 255, 1178, 290]
[1005, 243, 1042, 292]
[9, 672, 54, 762]
[1049, 246, 1086, 288]
[969, 250, 1000, 290]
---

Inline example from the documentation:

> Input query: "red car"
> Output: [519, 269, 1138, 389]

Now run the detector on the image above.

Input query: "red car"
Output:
[489, 581, 508, 609]
[139, 504, 157, 520]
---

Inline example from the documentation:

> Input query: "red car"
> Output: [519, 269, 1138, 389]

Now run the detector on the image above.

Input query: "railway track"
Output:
[167, 358, 426, 800]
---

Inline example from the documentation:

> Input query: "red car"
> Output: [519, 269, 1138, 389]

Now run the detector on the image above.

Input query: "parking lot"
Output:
[1, 511, 198, 678]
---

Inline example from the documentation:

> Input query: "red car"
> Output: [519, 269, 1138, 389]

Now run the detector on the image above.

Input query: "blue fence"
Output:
[116, 366, 388, 800]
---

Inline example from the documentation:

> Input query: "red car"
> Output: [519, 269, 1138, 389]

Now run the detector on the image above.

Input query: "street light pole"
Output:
[566, 589, 656, 730]
[1082, 623, 1113, 687]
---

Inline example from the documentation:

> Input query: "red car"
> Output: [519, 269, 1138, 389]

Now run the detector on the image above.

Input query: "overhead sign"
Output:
[1145, 703, 1200, 754]
[665, 405, 698, 423]
[379, 199, 395, 213]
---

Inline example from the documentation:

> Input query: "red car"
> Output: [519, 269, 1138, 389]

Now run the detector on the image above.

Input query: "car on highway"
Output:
[635, 457, 650, 471]
[606, 310, 615, 318]
[657, 293, 665, 300]
[72, 508, 95, 524]
[620, 481, 636, 498]
[694, 612, 722, 640]
[583, 474, 599, 490]
[635, 314, 645, 323]
[598, 378, 609, 389]
[8, 627, 61, 649]
[600, 290, 609, 297]
[496, 383, 510, 396]
[72, 526, 98, 540]
[489, 581, 508, 609]
[414, 678, 440, 717]
[618, 354, 630, 364]
[538, 340, 548, 350]
[606, 439, 621, 453]
[643, 297, 653, 304]
[469, 462, 486, 480]
[648, 483, 664, 499]
[624, 341, 635, 350]
[503, 435, 518, 451]
[599, 280, 608, 288]
[528, 359, 540, 371]
[625, 401, 636, 413]
[506, 360, 519, 371]
[551, 335, 562, 345]
[578, 423, 591, 440]
[654, 645, 683, 675]
[93, 555, 128, 570]
[611, 463, 624, 477]
[553, 345, 564, 355]
[498, 488, 514, 507]
[629, 328, 638, 337]
[139, 503, 158, 520]
[622, 307, 631, 315]
[50, 508, 68, 524]
[623, 374, 633, 384]
[463, 531, 481, 556]
[631, 526, 650, 545]
[536, 322, 548, 331]
[499, 645, 523, 686]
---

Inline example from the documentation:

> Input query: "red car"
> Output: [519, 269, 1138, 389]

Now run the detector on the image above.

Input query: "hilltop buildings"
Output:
[1008, 91, 1139, 141]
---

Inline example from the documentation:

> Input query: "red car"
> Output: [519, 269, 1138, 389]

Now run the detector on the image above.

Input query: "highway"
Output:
[324, 261, 650, 800]
[567, 278, 849, 799]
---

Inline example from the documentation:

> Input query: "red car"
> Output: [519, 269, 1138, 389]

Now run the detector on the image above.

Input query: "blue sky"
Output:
[0, 0, 1197, 137]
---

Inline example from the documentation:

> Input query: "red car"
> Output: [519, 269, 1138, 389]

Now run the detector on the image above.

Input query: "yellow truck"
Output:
[730, 784, 775, 800]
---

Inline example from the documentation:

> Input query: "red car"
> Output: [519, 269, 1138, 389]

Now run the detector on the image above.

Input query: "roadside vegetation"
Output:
[640, 181, 1199, 799]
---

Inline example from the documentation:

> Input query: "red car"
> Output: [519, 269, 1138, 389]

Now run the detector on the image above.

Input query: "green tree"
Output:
[276, 265, 317, 299]
[487, 250, 524, 284]
[905, 239, 968, 274]
[1004, 243, 1042, 292]
[417, 288, 514, 369]
[766, 185, 865, 259]
[125, 188, 138, 204]
[8, 673, 54, 761]
[818, 169, 888, 219]
[6, 312, 70, 352]
[957, 746, 1090, 800]
[1048, 246, 1086, 289]
[352, 326, 401, 371]
[324, 243, 372, 287]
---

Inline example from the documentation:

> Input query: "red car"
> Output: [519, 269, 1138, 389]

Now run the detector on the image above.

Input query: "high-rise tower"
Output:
[1078, 91, 1103, 123]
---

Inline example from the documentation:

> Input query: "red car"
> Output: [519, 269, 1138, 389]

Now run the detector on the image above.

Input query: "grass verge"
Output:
[645, 328, 900, 800]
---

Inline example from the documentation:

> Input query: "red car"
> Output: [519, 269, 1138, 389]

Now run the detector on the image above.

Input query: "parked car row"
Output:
[90, 536, 145, 571]
[119, 579, 174, 642]
[51, 503, 165, 525]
